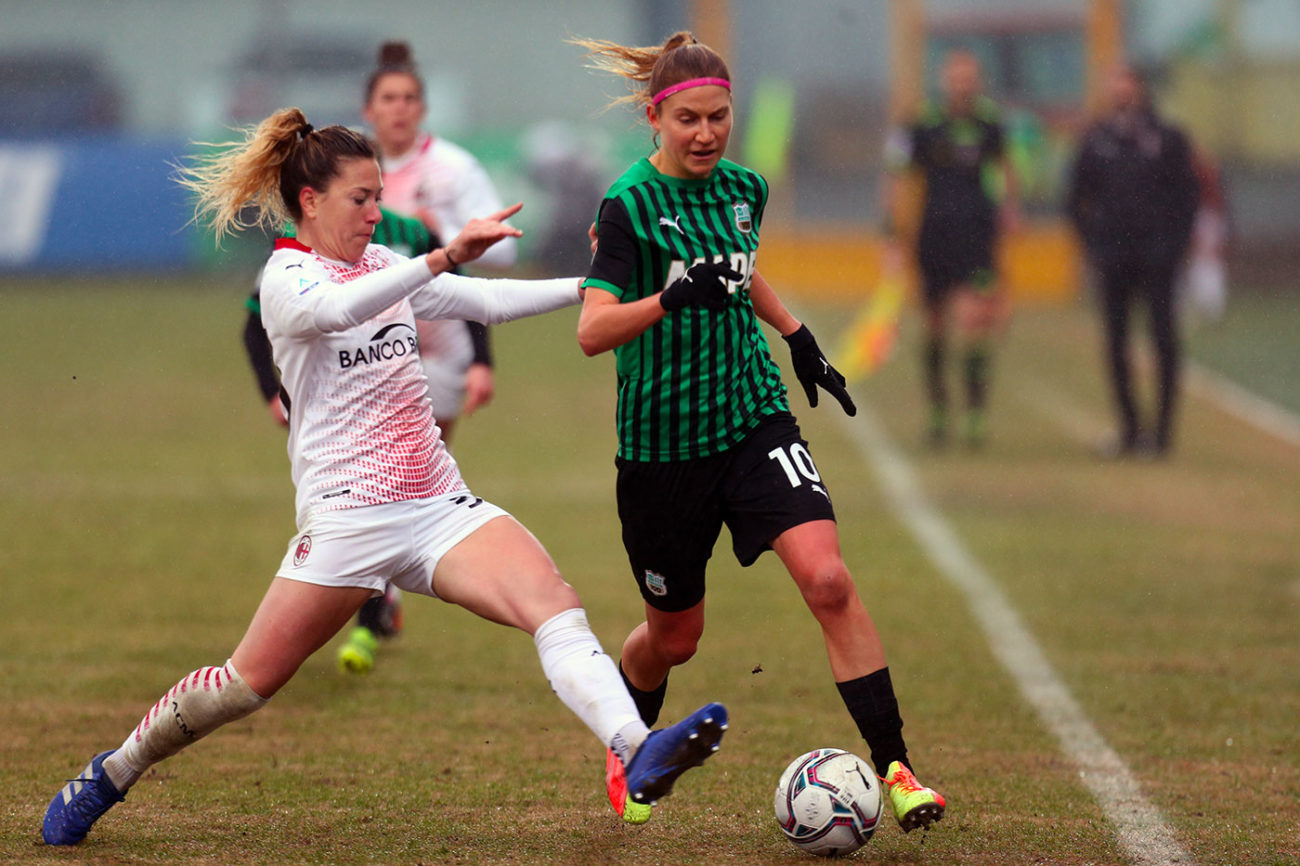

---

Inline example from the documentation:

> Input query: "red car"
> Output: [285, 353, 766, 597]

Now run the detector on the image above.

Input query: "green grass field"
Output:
[1, 277, 1296, 865]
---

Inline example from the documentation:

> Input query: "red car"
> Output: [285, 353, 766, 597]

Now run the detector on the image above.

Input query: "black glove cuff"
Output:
[782, 324, 815, 351]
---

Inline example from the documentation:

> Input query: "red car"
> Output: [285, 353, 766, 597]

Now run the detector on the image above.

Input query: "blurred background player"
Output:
[364, 40, 511, 444]
[43, 109, 726, 847]
[573, 30, 944, 833]
[1066, 63, 1199, 458]
[883, 49, 1020, 448]
[241, 204, 448, 672]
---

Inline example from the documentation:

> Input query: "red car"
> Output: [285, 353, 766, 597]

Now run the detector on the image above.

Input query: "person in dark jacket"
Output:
[1066, 64, 1200, 457]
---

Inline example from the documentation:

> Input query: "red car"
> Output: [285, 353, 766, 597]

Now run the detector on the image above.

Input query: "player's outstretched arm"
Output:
[412, 272, 582, 326]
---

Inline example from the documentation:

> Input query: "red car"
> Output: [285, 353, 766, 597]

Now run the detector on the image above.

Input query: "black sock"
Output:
[619, 662, 668, 727]
[924, 336, 947, 412]
[356, 596, 388, 633]
[836, 668, 910, 775]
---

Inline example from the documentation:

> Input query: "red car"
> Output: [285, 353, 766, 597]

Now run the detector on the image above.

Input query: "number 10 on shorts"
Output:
[767, 444, 821, 488]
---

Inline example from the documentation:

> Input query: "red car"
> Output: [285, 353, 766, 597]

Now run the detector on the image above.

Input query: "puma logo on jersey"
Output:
[658, 215, 685, 235]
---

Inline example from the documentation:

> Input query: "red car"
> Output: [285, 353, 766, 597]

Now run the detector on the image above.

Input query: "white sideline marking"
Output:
[832, 402, 1194, 866]
[1185, 361, 1300, 449]
[1014, 373, 1103, 446]
[1016, 361, 1300, 453]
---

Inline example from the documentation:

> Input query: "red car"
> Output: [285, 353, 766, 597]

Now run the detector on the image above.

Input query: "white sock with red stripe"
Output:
[102, 659, 267, 791]
[534, 608, 649, 764]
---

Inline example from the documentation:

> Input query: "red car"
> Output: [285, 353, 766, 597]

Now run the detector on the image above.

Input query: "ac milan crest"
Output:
[293, 534, 312, 566]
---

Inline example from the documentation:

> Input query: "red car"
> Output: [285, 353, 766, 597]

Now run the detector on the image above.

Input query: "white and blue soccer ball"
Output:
[774, 748, 882, 857]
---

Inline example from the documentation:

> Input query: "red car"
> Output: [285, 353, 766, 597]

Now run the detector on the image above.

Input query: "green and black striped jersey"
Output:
[584, 157, 788, 462]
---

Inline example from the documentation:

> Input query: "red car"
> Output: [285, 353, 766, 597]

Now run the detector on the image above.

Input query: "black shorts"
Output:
[615, 412, 836, 612]
[917, 219, 997, 307]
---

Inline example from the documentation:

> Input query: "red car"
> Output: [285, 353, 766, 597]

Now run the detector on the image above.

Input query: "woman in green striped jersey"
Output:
[574, 31, 945, 833]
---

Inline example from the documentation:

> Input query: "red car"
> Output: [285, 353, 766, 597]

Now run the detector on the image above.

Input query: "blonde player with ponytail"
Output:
[573, 31, 945, 832]
[42, 107, 726, 847]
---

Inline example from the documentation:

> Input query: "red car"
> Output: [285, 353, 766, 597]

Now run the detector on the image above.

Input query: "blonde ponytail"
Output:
[572, 30, 729, 112]
[176, 108, 374, 244]
[175, 108, 308, 243]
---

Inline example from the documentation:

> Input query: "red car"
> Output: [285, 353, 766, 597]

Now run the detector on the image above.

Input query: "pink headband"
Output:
[651, 77, 731, 106]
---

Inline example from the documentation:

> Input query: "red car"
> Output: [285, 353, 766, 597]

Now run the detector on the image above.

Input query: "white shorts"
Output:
[276, 492, 508, 598]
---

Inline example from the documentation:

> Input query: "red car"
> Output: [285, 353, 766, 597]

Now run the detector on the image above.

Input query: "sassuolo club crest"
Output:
[644, 570, 667, 597]
[733, 201, 752, 233]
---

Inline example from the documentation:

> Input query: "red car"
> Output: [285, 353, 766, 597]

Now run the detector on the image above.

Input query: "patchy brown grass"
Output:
[2, 283, 1296, 864]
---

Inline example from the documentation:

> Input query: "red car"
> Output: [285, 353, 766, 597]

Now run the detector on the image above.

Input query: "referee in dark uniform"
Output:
[1066, 64, 1199, 457]
[885, 50, 1019, 448]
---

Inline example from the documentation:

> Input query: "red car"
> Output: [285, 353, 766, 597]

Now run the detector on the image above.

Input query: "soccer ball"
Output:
[774, 748, 882, 857]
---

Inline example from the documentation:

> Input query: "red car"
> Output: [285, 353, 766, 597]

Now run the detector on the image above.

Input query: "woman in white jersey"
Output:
[41, 108, 725, 848]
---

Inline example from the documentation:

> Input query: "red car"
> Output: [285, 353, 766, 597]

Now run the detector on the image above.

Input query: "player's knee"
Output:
[797, 564, 856, 619]
[545, 579, 583, 615]
[650, 622, 703, 667]
[657, 636, 700, 667]
[518, 572, 584, 632]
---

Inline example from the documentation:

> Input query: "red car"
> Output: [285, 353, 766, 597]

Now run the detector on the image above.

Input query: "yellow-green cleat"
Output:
[605, 748, 653, 824]
[880, 761, 946, 832]
[337, 626, 378, 674]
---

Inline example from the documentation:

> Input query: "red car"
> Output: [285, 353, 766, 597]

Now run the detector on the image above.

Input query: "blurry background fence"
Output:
[1, 0, 1296, 295]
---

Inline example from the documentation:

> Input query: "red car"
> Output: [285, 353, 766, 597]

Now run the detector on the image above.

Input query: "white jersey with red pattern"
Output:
[380, 133, 517, 271]
[260, 238, 582, 526]
[260, 239, 464, 525]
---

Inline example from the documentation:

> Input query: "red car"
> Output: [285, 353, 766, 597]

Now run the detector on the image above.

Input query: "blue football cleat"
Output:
[625, 702, 727, 806]
[43, 750, 125, 845]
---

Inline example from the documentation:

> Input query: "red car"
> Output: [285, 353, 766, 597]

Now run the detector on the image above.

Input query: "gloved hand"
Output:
[659, 261, 743, 311]
[783, 324, 857, 416]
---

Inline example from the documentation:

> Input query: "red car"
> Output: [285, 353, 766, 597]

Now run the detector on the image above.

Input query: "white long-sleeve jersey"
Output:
[259, 238, 580, 526]
[381, 133, 518, 271]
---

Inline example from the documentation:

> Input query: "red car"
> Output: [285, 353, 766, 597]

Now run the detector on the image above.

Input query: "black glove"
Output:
[659, 261, 743, 311]
[783, 324, 857, 416]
